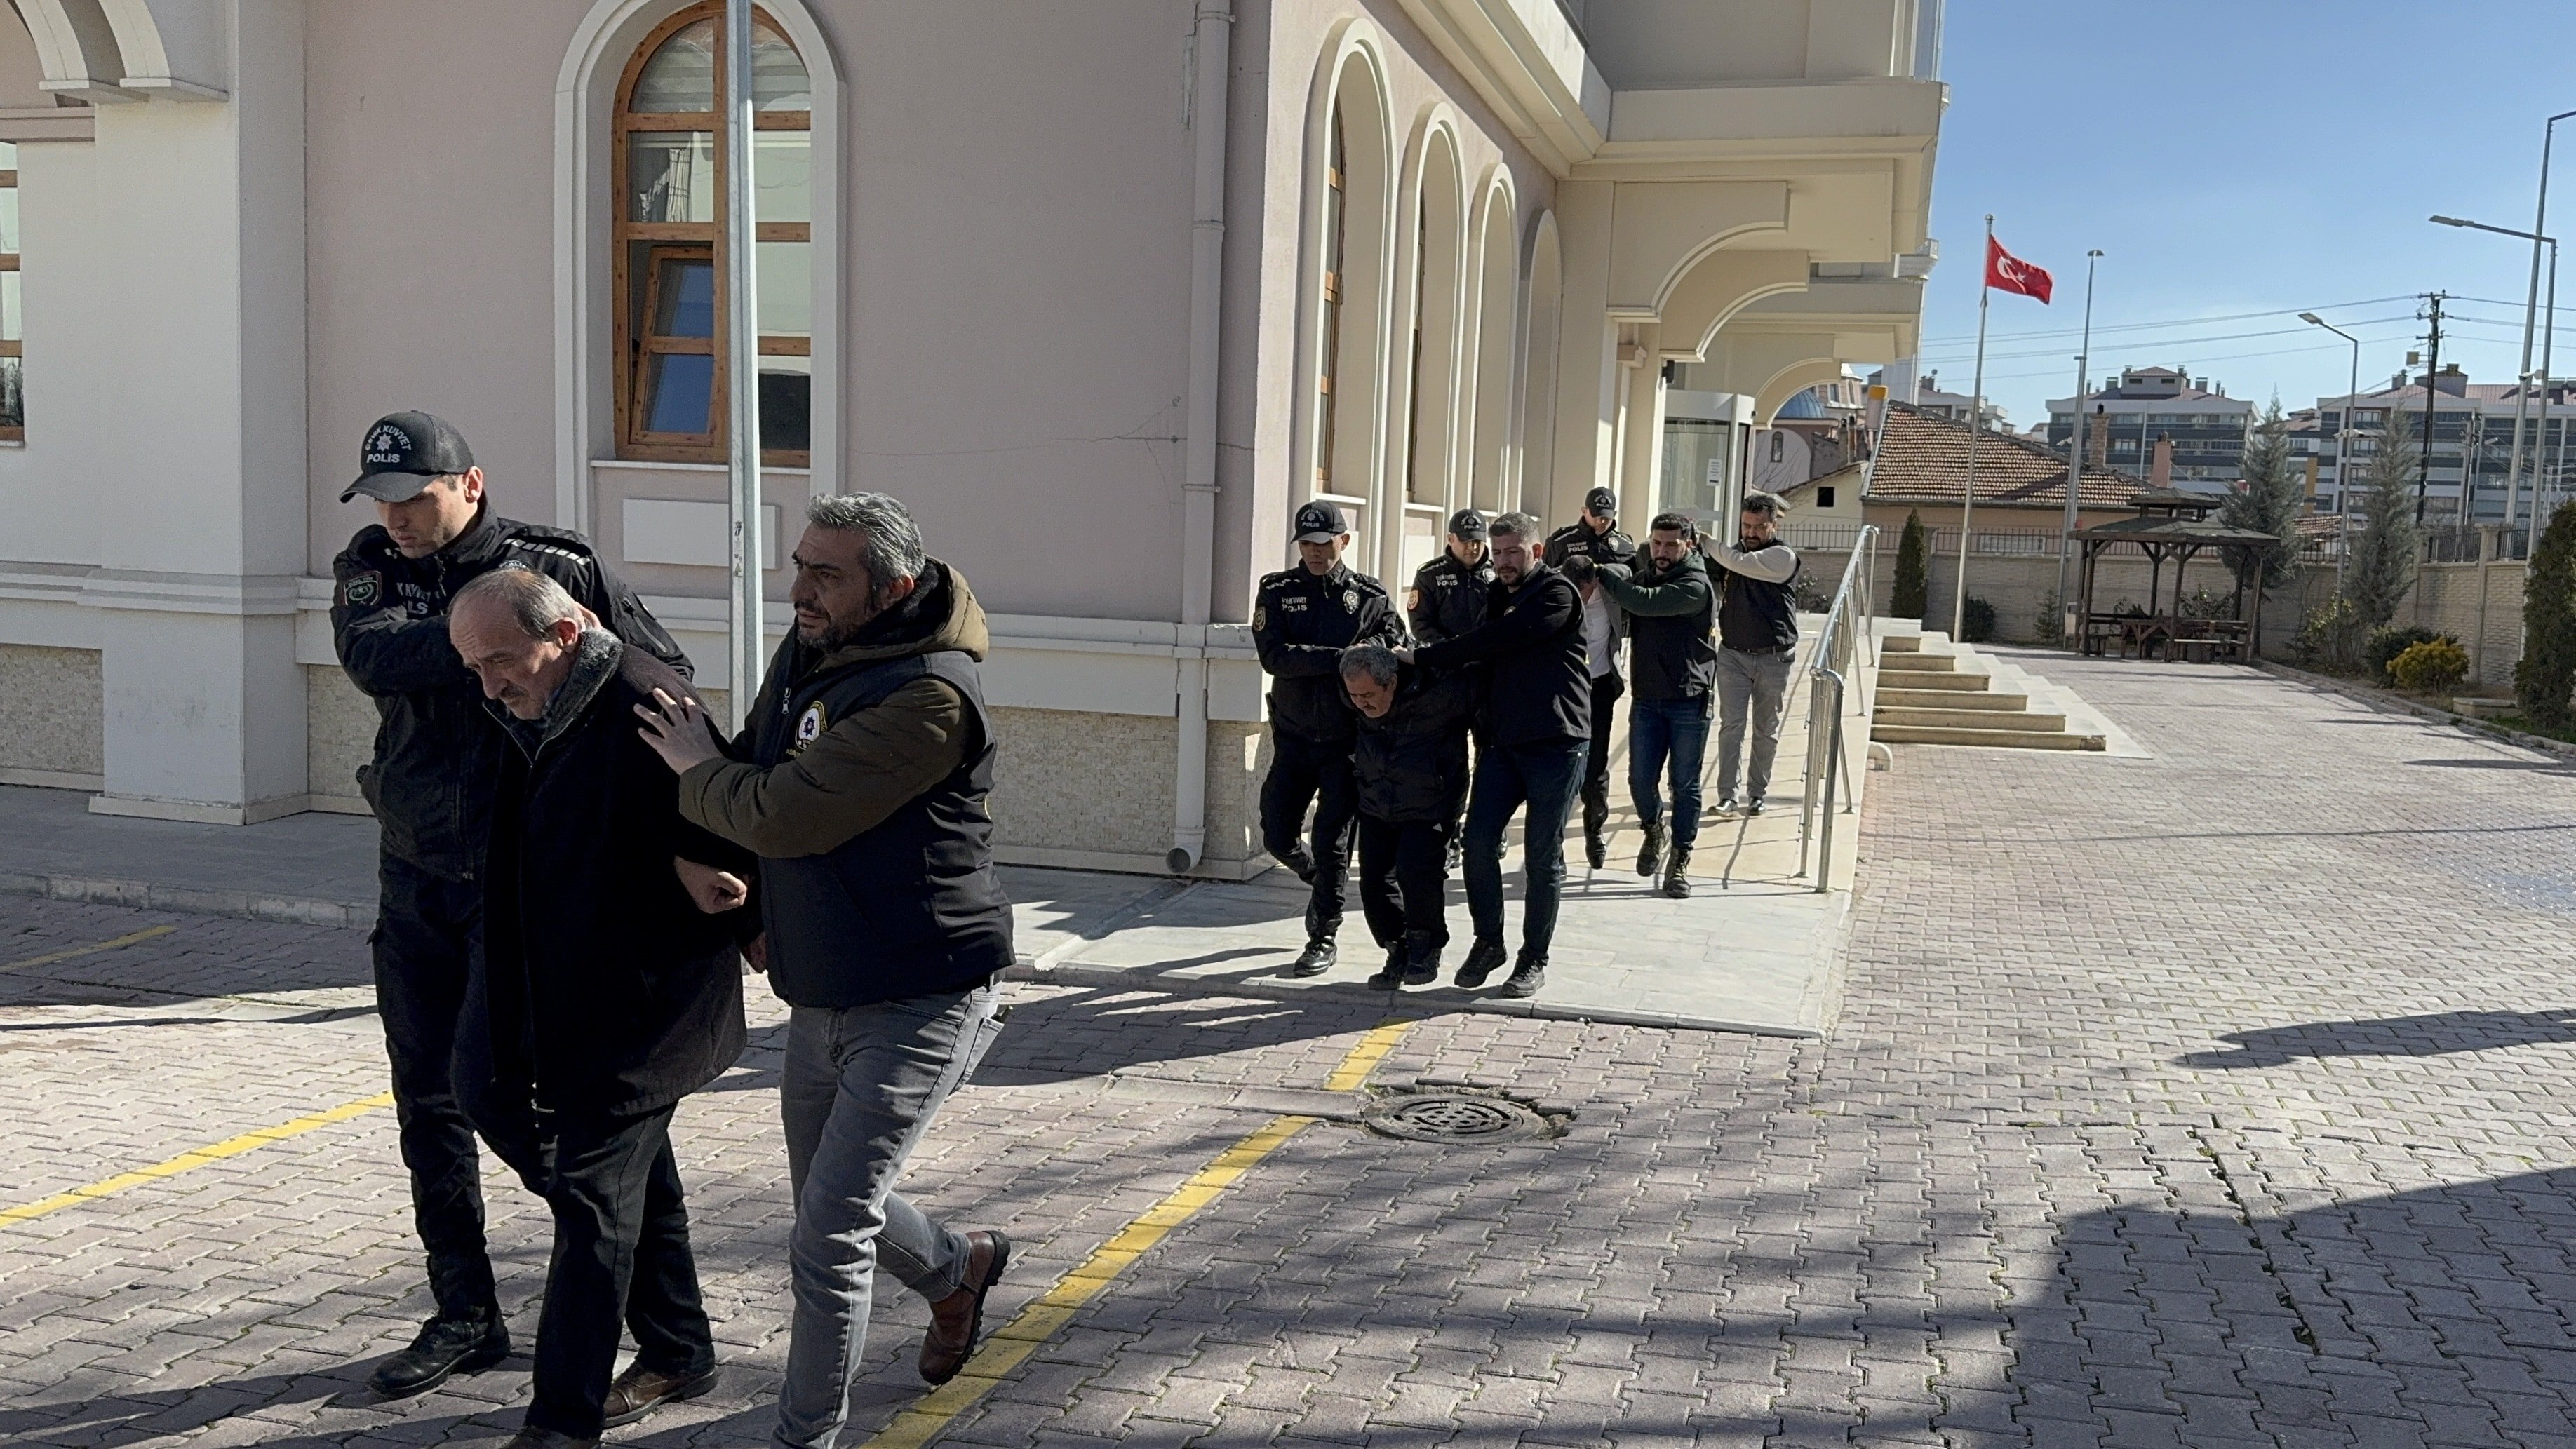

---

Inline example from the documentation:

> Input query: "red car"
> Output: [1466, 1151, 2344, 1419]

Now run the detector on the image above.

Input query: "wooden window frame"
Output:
[611, 1, 811, 467]
[1316, 116, 1346, 490]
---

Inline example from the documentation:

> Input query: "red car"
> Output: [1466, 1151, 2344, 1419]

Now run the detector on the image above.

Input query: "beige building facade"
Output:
[0, 0, 1943, 877]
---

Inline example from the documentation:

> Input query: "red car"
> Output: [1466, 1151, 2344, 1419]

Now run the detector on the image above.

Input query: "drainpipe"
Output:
[1169, 0, 1233, 875]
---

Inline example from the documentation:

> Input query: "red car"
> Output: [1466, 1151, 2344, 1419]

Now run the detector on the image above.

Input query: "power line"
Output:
[1917, 292, 2422, 346]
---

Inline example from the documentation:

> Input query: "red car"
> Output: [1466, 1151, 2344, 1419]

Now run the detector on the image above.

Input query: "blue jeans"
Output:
[774, 985, 1005, 1449]
[1461, 739, 1588, 962]
[1628, 695, 1714, 849]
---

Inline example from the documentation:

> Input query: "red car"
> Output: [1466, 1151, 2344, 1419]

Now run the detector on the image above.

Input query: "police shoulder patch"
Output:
[1342, 588, 1358, 613]
[792, 701, 827, 752]
[341, 572, 382, 607]
[1252, 605, 1267, 632]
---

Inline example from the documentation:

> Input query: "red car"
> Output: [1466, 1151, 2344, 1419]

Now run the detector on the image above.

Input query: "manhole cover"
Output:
[1362, 1088, 1560, 1143]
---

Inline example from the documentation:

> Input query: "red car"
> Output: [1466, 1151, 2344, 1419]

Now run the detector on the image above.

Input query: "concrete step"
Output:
[1873, 723, 2107, 751]
[1879, 653, 1960, 673]
[1879, 670, 1993, 692]
[1874, 706, 2069, 732]
[1877, 687, 2029, 711]
[1882, 634, 1927, 653]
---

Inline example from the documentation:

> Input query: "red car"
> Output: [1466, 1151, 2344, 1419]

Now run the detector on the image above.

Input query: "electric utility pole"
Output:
[2415, 292, 2446, 523]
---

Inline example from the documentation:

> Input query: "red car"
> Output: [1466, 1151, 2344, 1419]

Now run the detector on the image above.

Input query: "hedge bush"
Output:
[1960, 595, 1997, 644]
[1892, 508, 1928, 621]
[2367, 623, 2448, 681]
[2388, 638, 2469, 696]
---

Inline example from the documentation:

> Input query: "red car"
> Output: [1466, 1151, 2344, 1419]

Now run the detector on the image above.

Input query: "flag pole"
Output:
[1952, 214, 1994, 642]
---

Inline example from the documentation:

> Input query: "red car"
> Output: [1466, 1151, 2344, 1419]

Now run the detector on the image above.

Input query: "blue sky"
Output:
[1917, 1, 2576, 429]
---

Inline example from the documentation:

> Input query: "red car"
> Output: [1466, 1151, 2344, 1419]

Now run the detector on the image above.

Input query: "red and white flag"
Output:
[1984, 236, 2053, 303]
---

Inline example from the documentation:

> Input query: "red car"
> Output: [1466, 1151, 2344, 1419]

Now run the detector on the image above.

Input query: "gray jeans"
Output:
[774, 983, 1003, 1449]
[1714, 647, 1796, 802]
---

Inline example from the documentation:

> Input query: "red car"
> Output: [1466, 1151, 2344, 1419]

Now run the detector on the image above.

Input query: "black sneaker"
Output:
[1714, 797, 1742, 818]
[1452, 937, 1508, 989]
[1744, 797, 1767, 816]
[1497, 957, 1546, 999]
[1364, 945, 1407, 990]
[1584, 833, 1606, 870]
[1635, 822, 1664, 877]
[368, 1311, 511, 1400]
[1277, 844, 1317, 882]
[1287, 937, 1336, 978]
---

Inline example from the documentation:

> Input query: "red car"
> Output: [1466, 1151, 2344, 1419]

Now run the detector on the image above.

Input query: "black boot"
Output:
[1364, 944, 1407, 990]
[1661, 846, 1693, 900]
[1497, 954, 1547, 999]
[1287, 911, 1338, 978]
[1635, 820, 1665, 878]
[368, 1309, 510, 1399]
[1584, 830, 1607, 870]
[1401, 931, 1442, 986]
[1453, 936, 1508, 989]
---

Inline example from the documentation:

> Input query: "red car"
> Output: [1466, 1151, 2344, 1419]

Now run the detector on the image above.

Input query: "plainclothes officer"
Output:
[1252, 499, 1404, 978]
[1703, 490, 1802, 816]
[1595, 512, 1719, 898]
[1542, 485, 1637, 572]
[330, 410, 688, 1401]
[1339, 645, 1475, 990]
[1407, 508, 1495, 645]
[1408, 511, 1588, 1000]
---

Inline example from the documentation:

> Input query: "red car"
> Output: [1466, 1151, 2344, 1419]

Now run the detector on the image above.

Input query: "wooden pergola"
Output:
[2074, 490, 2283, 662]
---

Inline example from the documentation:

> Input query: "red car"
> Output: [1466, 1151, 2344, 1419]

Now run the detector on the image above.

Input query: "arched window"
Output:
[612, 3, 811, 465]
[1316, 114, 1344, 490]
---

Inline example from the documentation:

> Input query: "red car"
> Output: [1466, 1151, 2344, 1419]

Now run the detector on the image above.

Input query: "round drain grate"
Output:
[1362, 1089, 1557, 1144]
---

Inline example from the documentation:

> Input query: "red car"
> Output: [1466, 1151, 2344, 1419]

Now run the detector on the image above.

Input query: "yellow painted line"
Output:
[861, 1019, 1420, 1449]
[0, 1091, 394, 1228]
[3, 924, 176, 972]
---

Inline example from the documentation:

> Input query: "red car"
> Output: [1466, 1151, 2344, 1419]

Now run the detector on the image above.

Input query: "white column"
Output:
[1549, 180, 1618, 525]
[81, 2, 309, 824]
[1618, 328, 1665, 523]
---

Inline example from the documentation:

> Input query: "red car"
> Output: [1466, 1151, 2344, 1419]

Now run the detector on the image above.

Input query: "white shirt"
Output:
[1580, 586, 1617, 679]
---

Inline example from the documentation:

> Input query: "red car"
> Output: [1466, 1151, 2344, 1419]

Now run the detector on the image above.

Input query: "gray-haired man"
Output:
[635, 494, 1015, 1446]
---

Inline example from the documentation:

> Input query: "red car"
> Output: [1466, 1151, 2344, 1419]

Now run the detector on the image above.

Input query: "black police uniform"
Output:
[1406, 546, 1495, 645]
[1545, 520, 1636, 856]
[1541, 519, 1637, 572]
[1251, 558, 1402, 949]
[332, 501, 687, 1326]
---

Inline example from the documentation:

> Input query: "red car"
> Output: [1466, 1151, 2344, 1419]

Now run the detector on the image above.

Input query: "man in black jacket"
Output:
[1542, 485, 1637, 572]
[329, 411, 687, 1399]
[636, 494, 1017, 1445]
[447, 569, 751, 1449]
[1251, 500, 1404, 977]
[1407, 508, 1494, 873]
[1597, 513, 1719, 898]
[1704, 490, 1803, 816]
[1408, 511, 1588, 999]
[1339, 645, 1474, 990]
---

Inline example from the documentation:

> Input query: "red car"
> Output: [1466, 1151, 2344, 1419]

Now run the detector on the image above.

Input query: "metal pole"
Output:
[2521, 113, 2576, 539]
[723, 0, 765, 734]
[2058, 250, 2101, 645]
[2300, 314, 2362, 584]
[2415, 292, 2443, 524]
[2538, 239, 2561, 560]
[1952, 214, 1994, 642]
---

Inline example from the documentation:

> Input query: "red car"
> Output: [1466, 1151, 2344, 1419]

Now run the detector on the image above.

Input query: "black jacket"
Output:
[331, 504, 688, 882]
[1542, 521, 1636, 571]
[1712, 542, 1803, 654]
[1414, 562, 1590, 747]
[1407, 548, 1495, 645]
[1597, 553, 1718, 701]
[468, 636, 751, 1119]
[1252, 561, 1404, 743]
[1351, 665, 1476, 824]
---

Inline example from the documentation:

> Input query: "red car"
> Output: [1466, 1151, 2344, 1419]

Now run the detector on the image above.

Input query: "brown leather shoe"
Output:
[918, 1229, 1012, 1385]
[599, 1362, 720, 1429]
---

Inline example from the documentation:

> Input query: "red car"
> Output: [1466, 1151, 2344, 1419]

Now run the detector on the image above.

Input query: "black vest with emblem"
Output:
[748, 643, 1015, 1008]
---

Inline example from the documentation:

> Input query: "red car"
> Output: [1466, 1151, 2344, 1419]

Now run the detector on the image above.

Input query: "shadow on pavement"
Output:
[2179, 1009, 2576, 1068]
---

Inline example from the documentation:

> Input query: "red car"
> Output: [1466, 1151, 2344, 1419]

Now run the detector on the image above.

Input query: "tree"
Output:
[2518, 500, 2576, 729]
[2222, 398, 2302, 592]
[2342, 415, 2420, 631]
[1892, 508, 1929, 621]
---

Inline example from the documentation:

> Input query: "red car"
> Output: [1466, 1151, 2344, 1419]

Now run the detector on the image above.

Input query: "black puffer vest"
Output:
[748, 645, 1015, 1007]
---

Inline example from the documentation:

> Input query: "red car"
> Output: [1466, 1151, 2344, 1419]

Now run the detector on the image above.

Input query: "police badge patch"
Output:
[342, 572, 381, 607]
[1342, 588, 1358, 613]
[1252, 605, 1266, 631]
[793, 702, 827, 752]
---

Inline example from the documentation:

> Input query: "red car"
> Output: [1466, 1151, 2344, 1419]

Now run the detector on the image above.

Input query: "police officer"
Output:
[1252, 499, 1404, 977]
[330, 410, 689, 1401]
[1407, 508, 1495, 646]
[1543, 485, 1637, 572]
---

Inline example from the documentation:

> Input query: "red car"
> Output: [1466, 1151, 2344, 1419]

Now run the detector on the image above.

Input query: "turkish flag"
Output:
[1985, 236, 2053, 303]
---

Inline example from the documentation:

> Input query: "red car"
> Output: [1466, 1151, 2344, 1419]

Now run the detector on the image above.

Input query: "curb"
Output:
[0, 872, 377, 930]
[2253, 661, 2576, 761]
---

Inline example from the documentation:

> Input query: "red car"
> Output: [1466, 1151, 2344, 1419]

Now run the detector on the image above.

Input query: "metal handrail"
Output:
[1797, 523, 1880, 890]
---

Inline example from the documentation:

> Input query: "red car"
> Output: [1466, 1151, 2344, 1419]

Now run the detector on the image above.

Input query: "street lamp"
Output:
[2057, 249, 2103, 646]
[2432, 214, 2558, 551]
[2504, 110, 2576, 553]
[2300, 311, 2361, 581]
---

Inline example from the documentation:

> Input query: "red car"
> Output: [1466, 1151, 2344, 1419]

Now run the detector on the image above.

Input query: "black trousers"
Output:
[1259, 729, 1357, 933]
[1581, 670, 1624, 843]
[474, 1099, 716, 1438]
[372, 853, 502, 1320]
[1356, 815, 1451, 956]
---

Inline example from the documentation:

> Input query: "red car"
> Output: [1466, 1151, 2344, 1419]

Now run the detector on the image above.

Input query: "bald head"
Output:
[449, 568, 584, 719]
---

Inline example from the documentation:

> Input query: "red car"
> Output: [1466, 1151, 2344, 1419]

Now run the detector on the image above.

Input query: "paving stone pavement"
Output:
[6, 655, 2576, 1447]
